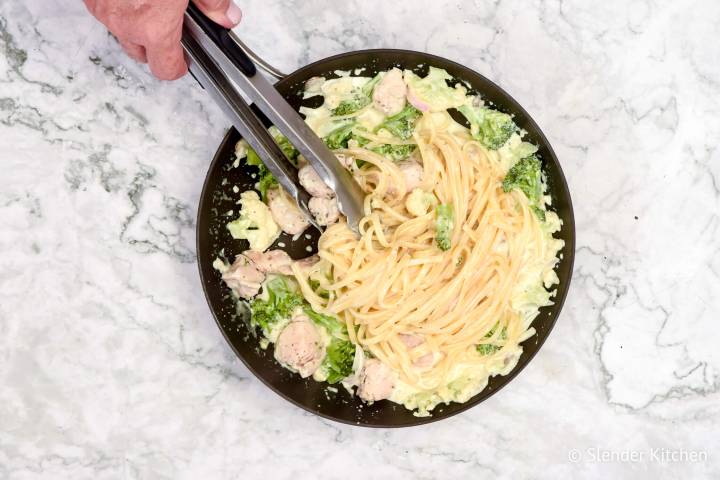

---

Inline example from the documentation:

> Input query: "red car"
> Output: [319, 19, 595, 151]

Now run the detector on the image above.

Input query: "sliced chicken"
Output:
[221, 256, 265, 300]
[294, 255, 320, 273]
[398, 333, 424, 349]
[384, 160, 424, 198]
[243, 250, 293, 276]
[267, 188, 310, 235]
[309, 196, 340, 226]
[298, 164, 334, 198]
[274, 315, 326, 378]
[398, 159, 424, 192]
[413, 352, 436, 369]
[398, 333, 436, 369]
[357, 359, 395, 402]
[372, 68, 407, 116]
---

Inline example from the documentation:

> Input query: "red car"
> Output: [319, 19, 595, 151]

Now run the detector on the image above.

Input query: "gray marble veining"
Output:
[1, 0, 719, 478]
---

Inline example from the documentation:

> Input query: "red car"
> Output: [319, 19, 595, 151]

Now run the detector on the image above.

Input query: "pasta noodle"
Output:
[293, 113, 554, 393]
[226, 66, 564, 415]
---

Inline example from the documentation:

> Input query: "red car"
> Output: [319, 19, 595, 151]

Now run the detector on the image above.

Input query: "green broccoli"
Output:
[308, 279, 330, 299]
[245, 147, 262, 167]
[435, 204, 454, 251]
[502, 154, 546, 221]
[244, 148, 278, 201]
[371, 143, 417, 161]
[256, 170, 278, 202]
[320, 338, 356, 383]
[303, 303, 355, 383]
[303, 306, 347, 339]
[458, 104, 516, 150]
[331, 73, 382, 116]
[243, 124, 298, 201]
[376, 105, 422, 140]
[323, 122, 356, 150]
[332, 96, 371, 116]
[249, 277, 304, 333]
[476, 324, 507, 356]
[268, 126, 299, 165]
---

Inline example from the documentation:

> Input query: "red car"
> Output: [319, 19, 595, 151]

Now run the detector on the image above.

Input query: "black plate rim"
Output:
[196, 48, 576, 428]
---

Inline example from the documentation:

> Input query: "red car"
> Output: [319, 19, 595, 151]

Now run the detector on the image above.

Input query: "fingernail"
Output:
[226, 2, 242, 26]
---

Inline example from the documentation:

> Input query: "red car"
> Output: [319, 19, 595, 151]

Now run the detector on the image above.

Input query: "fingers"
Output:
[146, 30, 187, 81]
[120, 40, 147, 64]
[192, 0, 242, 29]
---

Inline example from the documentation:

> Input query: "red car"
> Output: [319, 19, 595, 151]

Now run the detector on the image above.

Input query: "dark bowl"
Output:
[196, 49, 576, 427]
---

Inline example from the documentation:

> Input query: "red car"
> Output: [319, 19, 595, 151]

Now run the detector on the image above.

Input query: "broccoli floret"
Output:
[377, 105, 422, 140]
[256, 169, 278, 201]
[476, 324, 507, 356]
[458, 104, 516, 150]
[249, 277, 304, 333]
[435, 204, 454, 251]
[268, 126, 299, 164]
[244, 148, 278, 201]
[320, 338, 356, 384]
[331, 73, 382, 116]
[243, 124, 298, 201]
[371, 143, 417, 161]
[308, 279, 330, 299]
[303, 306, 347, 338]
[362, 72, 383, 96]
[476, 343, 501, 356]
[323, 122, 356, 150]
[245, 146, 262, 167]
[303, 304, 355, 383]
[502, 154, 546, 221]
[332, 97, 371, 116]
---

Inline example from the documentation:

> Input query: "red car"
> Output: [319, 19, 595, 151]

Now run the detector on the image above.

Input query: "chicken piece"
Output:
[398, 333, 436, 369]
[398, 333, 424, 349]
[384, 160, 424, 198]
[294, 255, 320, 273]
[372, 68, 407, 116]
[274, 315, 326, 378]
[267, 188, 310, 235]
[221, 256, 265, 300]
[309, 197, 340, 226]
[357, 359, 395, 402]
[398, 159, 424, 192]
[413, 353, 436, 369]
[298, 164, 334, 198]
[243, 250, 293, 276]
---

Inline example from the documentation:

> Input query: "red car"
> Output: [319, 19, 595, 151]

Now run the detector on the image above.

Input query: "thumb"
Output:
[191, 0, 242, 29]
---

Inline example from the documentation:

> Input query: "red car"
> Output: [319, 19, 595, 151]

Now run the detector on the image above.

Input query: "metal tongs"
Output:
[181, 5, 365, 234]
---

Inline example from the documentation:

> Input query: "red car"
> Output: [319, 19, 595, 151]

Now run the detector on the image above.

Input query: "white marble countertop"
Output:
[1, 0, 719, 478]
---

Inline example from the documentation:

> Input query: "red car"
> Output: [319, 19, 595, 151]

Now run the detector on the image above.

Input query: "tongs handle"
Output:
[186, 3, 256, 77]
[183, 5, 366, 235]
[181, 12, 320, 231]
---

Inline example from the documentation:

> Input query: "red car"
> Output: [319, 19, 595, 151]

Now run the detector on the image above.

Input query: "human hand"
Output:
[84, 0, 242, 80]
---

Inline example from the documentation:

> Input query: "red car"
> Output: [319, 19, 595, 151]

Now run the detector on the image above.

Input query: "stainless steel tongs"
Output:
[181, 5, 365, 234]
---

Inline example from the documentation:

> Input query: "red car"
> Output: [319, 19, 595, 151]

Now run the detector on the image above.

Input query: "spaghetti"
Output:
[292, 111, 560, 398]
[224, 67, 564, 415]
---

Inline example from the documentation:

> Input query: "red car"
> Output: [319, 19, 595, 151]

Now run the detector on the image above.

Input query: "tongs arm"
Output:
[180, 21, 319, 230]
[182, 4, 365, 234]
